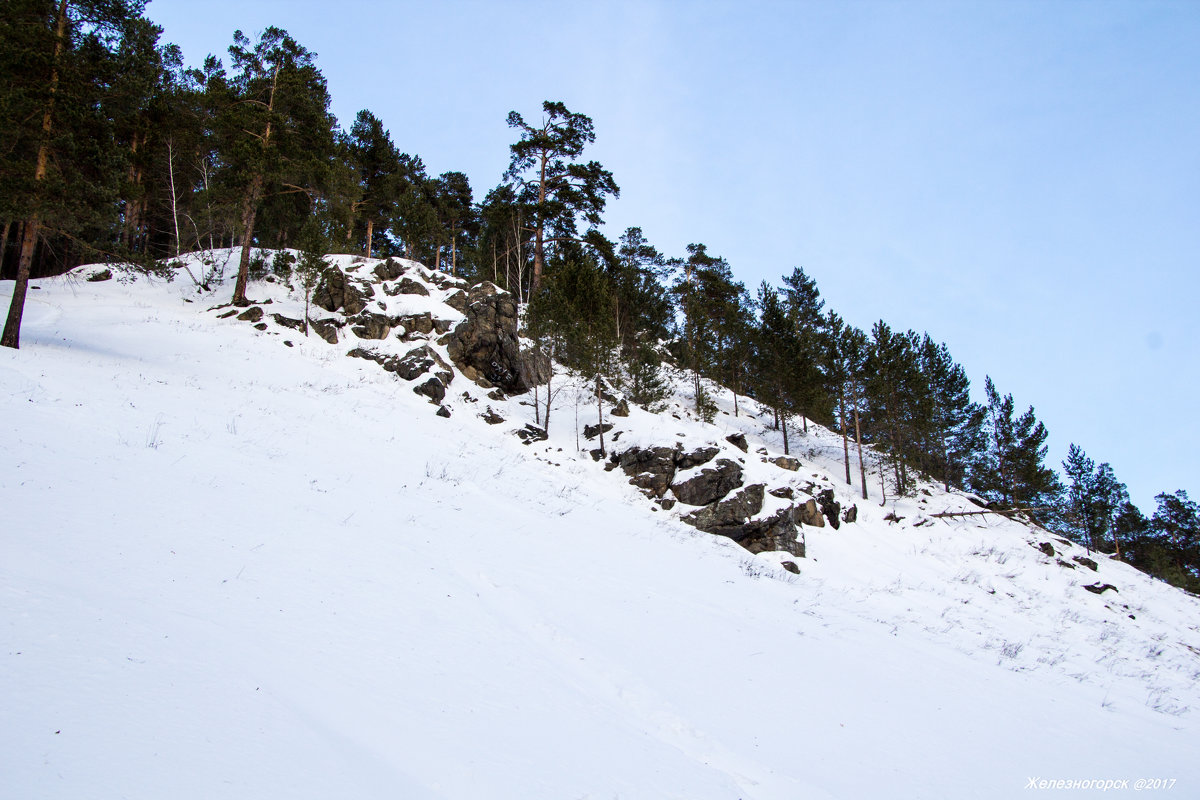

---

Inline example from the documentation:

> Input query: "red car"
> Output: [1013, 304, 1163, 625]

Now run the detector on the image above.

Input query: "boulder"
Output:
[436, 405, 452, 418]
[797, 498, 824, 527]
[817, 488, 842, 530]
[414, 376, 447, 404]
[610, 398, 630, 417]
[445, 282, 550, 393]
[444, 290, 469, 313]
[349, 312, 392, 340]
[480, 407, 505, 425]
[373, 259, 405, 282]
[237, 306, 264, 322]
[392, 345, 453, 382]
[615, 446, 678, 499]
[676, 446, 720, 470]
[769, 486, 795, 500]
[737, 507, 804, 556]
[308, 317, 341, 344]
[681, 484, 765, 532]
[671, 459, 743, 506]
[1083, 583, 1118, 595]
[398, 312, 434, 335]
[780, 561, 800, 574]
[87, 268, 113, 282]
[272, 313, 305, 331]
[583, 423, 614, 440]
[725, 432, 748, 452]
[516, 424, 548, 444]
[1073, 556, 1099, 571]
[1038, 542, 1056, 558]
[842, 505, 858, 524]
[312, 267, 368, 314]
[773, 456, 800, 471]
[395, 277, 430, 296]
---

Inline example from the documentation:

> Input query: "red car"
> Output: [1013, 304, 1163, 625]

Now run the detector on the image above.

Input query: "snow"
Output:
[3, 254, 1199, 799]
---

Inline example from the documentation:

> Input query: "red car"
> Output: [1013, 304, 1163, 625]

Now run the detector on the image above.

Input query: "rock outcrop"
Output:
[445, 282, 549, 393]
[671, 459, 743, 506]
[313, 267, 368, 315]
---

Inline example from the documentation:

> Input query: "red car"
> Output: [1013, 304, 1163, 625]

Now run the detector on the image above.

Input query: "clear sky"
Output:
[147, 0, 1200, 512]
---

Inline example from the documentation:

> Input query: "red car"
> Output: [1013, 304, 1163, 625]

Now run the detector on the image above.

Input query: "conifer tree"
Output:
[779, 267, 827, 433]
[917, 334, 983, 492]
[345, 109, 401, 259]
[973, 377, 1061, 511]
[3, 0, 154, 348]
[219, 27, 335, 306]
[505, 101, 618, 295]
[672, 244, 740, 421]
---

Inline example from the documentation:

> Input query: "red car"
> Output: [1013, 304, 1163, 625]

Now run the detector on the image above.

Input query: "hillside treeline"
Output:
[2, 2, 1196, 592]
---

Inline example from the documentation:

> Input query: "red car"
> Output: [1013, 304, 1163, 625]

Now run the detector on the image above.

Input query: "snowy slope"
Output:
[3, 254, 1199, 800]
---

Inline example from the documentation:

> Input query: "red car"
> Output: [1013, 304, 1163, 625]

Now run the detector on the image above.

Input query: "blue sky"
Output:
[148, 0, 1199, 511]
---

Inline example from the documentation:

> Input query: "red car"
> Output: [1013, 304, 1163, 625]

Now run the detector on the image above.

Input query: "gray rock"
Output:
[216, 308, 238, 319]
[445, 282, 550, 393]
[237, 306, 264, 323]
[797, 498, 825, 527]
[583, 422, 614, 440]
[1073, 556, 1099, 571]
[373, 259, 405, 282]
[671, 459, 743, 506]
[308, 317, 341, 344]
[516, 424, 548, 444]
[1038, 542, 1056, 558]
[842, 505, 858, 524]
[444, 290, 469, 313]
[398, 312, 434, 336]
[312, 267, 368, 314]
[480, 407, 505, 425]
[1083, 583, 1118, 595]
[350, 312, 392, 340]
[610, 398, 630, 417]
[773, 456, 801, 471]
[817, 489, 841, 530]
[725, 432, 748, 452]
[682, 484, 765, 531]
[616, 446, 678, 499]
[676, 446, 720, 469]
[769, 486, 795, 500]
[436, 405, 452, 418]
[395, 277, 430, 296]
[414, 376, 447, 404]
[272, 313, 305, 331]
[737, 507, 805, 556]
[87, 268, 113, 282]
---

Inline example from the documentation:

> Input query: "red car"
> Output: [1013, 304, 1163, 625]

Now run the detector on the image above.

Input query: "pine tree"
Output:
[672, 244, 741, 422]
[779, 267, 827, 433]
[505, 101, 618, 295]
[345, 109, 401, 259]
[917, 334, 983, 492]
[219, 27, 335, 306]
[973, 377, 1061, 512]
[3, 0, 154, 348]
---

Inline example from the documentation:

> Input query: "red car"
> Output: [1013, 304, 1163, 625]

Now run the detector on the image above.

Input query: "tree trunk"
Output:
[782, 411, 790, 455]
[231, 64, 277, 306]
[1, 220, 11, 272]
[852, 383, 868, 500]
[3, 0, 68, 349]
[532, 150, 547, 295]
[365, 218, 374, 259]
[839, 383, 851, 485]
[596, 375, 605, 458]
[167, 139, 182, 257]
[451, 232, 457, 275]
[231, 172, 264, 306]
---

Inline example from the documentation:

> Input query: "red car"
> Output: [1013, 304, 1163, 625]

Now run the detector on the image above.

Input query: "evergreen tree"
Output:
[218, 27, 335, 306]
[345, 109, 401, 259]
[779, 267, 827, 433]
[917, 334, 983, 492]
[431, 171, 474, 274]
[505, 100, 618, 295]
[3, 0, 155, 348]
[973, 377, 1061, 512]
[671, 243, 741, 421]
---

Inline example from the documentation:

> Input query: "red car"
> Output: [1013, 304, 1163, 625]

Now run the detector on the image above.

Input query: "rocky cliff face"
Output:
[445, 282, 550, 394]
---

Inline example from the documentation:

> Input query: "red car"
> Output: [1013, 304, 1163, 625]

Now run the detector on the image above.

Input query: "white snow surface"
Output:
[4, 251, 1199, 799]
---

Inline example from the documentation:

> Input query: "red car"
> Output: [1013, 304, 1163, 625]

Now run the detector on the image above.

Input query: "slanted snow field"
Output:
[4, 252, 1199, 799]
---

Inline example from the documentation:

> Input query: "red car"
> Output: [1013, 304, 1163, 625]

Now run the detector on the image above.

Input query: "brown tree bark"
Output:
[365, 218, 374, 259]
[3, 0, 68, 349]
[231, 64, 277, 307]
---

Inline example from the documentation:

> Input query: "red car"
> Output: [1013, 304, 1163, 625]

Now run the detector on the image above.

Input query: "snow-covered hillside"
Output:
[3, 252, 1199, 799]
